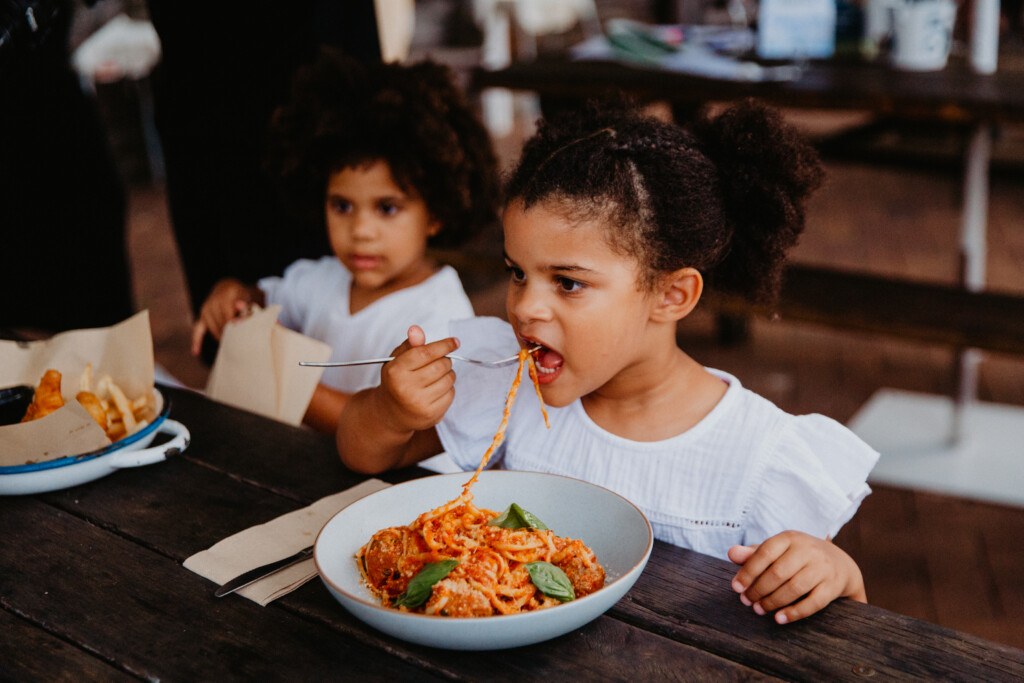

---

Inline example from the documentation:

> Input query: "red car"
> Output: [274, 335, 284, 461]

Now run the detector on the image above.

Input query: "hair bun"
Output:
[694, 99, 824, 303]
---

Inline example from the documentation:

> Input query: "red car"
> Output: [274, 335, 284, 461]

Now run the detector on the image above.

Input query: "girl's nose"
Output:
[507, 283, 552, 324]
[350, 211, 377, 240]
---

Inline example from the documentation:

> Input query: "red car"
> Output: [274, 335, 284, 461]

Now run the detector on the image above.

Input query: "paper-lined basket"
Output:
[0, 311, 156, 466]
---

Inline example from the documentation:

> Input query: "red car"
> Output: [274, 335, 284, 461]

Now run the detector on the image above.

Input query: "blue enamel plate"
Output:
[0, 387, 190, 495]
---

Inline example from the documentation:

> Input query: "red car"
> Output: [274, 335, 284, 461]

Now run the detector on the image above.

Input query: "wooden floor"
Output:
[125, 111, 1024, 650]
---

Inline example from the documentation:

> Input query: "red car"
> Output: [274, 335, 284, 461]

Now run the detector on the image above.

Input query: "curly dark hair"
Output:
[505, 98, 823, 305]
[266, 49, 501, 248]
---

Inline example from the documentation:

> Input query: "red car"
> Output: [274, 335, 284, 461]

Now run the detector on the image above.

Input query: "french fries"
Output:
[79, 364, 155, 442]
[75, 390, 108, 432]
[19, 365, 156, 443]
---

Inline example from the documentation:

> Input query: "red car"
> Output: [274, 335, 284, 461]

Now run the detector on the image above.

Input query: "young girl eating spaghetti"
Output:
[337, 99, 879, 625]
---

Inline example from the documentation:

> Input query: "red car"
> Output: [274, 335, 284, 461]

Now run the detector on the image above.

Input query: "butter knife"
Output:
[214, 545, 315, 598]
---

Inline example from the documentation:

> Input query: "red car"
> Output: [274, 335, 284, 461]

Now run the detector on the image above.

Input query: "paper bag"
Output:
[0, 311, 155, 466]
[204, 305, 331, 425]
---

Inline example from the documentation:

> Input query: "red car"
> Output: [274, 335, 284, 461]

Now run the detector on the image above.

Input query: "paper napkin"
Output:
[204, 305, 332, 426]
[184, 479, 391, 605]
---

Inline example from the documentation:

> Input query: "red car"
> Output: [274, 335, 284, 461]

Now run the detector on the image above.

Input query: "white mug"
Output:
[891, 0, 957, 72]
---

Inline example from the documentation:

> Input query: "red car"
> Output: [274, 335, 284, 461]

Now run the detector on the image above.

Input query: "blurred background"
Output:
[10, 0, 1024, 649]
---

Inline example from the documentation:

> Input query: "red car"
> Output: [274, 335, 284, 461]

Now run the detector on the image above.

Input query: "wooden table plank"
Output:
[159, 388, 363, 502]
[613, 541, 1024, 681]
[283, 582, 777, 681]
[0, 497, 445, 681]
[38, 456, 307, 559]
[0, 609, 136, 682]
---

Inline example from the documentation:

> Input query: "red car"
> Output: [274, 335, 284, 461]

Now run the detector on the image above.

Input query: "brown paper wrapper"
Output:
[0, 311, 155, 467]
[204, 305, 331, 426]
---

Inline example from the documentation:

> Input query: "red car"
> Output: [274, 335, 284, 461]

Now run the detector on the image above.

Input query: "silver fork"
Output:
[299, 345, 541, 369]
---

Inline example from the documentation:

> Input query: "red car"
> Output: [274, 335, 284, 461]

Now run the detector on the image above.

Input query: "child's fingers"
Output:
[732, 532, 856, 624]
[190, 320, 208, 356]
[742, 551, 810, 607]
[191, 302, 229, 353]
[406, 325, 427, 348]
[389, 330, 458, 362]
[728, 544, 757, 566]
[730, 534, 790, 595]
[381, 339, 456, 391]
[397, 338, 460, 370]
[385, 362, 457, 431]
[421, 369, 458, 411]
[752, 563, 821, 614]
[407, 352, 457, 395]
[203, 302, 232, 339]
[771, 584, 834, 625]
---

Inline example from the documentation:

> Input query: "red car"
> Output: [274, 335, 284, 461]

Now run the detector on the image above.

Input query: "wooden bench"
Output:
[712, 264, 1024, 355]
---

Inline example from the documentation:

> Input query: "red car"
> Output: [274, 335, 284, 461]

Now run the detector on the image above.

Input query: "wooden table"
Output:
[3, 387, 1022, 680]
[472, 58, 1024, 124]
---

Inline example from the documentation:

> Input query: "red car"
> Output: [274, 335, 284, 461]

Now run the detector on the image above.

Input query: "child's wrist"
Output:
[368, 388, 417, 441]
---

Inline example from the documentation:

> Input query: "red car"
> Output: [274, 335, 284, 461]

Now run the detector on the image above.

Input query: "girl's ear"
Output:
[427, 218, 442, 237]
[650, 267, 703, 323]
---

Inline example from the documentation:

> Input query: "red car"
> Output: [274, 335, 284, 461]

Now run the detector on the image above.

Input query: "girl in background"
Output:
[336, 99, 878, 625]
[192, 51, 501, 433]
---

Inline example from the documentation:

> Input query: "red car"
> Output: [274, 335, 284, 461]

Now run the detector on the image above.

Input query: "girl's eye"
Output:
[378, 201, 399, 217]
[328, 198, 352, 214]
[556, 277, 585, 293]
[505, 264, 525, 283]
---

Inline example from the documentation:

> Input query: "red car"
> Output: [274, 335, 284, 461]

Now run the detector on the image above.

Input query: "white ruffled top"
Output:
[436, 317, 879, 560]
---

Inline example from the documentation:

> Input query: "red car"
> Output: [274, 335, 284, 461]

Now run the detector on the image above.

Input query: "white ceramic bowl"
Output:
[0, 388, 190, 495]
[315, 470, 653, 650]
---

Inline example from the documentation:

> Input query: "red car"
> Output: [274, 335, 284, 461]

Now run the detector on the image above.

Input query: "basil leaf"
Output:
[392, 559, 459, 608]
[526, 561, 575, 602]
[488, 503, 549, 530]
[516, 505, 549, 530]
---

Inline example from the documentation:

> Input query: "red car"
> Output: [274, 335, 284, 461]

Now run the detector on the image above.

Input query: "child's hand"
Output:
[728, 531, 866, 625]
[191, 278, 262, 355]
[374, 325, 460, 434]
[335, 326, 455, 474]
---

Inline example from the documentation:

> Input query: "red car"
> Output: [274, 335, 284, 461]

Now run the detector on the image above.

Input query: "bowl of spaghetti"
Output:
[315, 470, 653, 650]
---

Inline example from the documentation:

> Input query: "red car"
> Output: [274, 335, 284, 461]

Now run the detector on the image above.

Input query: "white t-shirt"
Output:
[435, 317, 879, 560]
[258, 257, 474, 393]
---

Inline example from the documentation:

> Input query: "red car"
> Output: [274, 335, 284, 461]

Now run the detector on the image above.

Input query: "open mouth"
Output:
[525, 341, 563, 381]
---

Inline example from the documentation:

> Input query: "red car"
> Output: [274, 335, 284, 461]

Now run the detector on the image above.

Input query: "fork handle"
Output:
[299, 357, 395, 367]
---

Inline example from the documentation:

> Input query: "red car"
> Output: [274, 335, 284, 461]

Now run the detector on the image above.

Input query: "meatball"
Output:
[360, 527, 426, 598]
[424, 578, 493, 617]
[553, 539, 605, 597]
